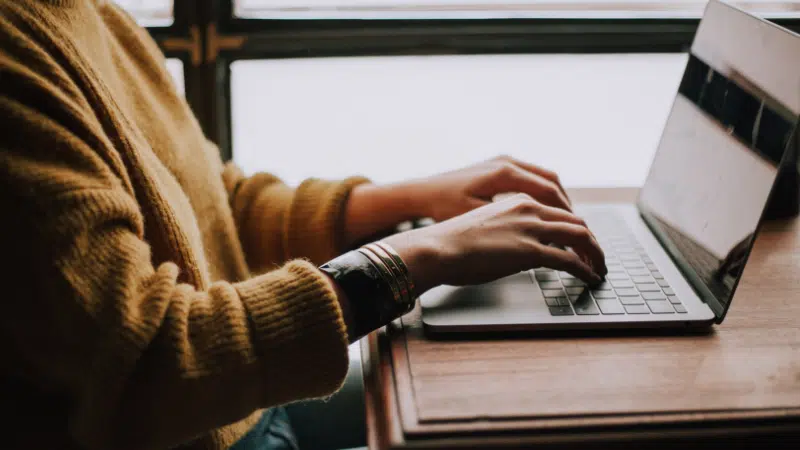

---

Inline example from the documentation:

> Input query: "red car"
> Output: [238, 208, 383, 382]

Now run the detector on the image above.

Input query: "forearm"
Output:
[223, 162, 371, 266]
[10, 188, 350, 450]
[343, 182, 427, 248]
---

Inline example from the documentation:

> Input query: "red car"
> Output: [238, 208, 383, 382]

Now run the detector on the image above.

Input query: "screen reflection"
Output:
[638, 53, 798, 312]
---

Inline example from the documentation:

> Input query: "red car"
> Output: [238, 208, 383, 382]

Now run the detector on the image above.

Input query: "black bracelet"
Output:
[319, 250, 409, 342]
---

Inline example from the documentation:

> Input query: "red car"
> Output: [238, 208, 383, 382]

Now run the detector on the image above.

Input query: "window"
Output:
[233, 0, 800, 19]
[125, 1, 799, 165]
[232, 53, 687, 187]
[113, 0, 174, 27]
[165, 59, 185, 95]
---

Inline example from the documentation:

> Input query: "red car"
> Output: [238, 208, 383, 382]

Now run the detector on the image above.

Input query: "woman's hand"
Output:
[344, 156, 572, 247]
[405, 155, 572, 222]
[381, 193, 607, 296]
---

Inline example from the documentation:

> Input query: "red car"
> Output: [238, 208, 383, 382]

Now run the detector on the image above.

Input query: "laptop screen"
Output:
[637, 0, 799, 320]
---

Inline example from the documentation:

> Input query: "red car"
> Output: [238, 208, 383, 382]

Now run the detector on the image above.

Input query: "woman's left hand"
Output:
[403, 155, 571, 222]
[344, 155, 571, 246]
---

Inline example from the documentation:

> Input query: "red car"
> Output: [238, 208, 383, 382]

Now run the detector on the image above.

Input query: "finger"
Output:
[498, 156, 571, 206]
[532, 242, 601, 284]
[531, 204, 603, 261]
[534, 221, 607, 275]
[530, 202, 587, 227]
[498, 165, 572, 212]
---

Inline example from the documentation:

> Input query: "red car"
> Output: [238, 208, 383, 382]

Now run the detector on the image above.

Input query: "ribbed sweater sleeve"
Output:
[222, 163, 370, 271]
[0, 43, 350, 450]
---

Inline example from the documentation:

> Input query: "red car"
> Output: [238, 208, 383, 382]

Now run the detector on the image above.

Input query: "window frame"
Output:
[218, 0, 800, 58]
[141, 0, 800, 160]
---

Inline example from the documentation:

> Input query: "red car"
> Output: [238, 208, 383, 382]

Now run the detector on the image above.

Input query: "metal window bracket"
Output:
[162, 25, 203, 66]
[205, 23, 246, 64]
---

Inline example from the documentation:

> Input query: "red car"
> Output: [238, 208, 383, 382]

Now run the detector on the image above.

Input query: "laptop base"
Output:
[420, 204, 717, 336]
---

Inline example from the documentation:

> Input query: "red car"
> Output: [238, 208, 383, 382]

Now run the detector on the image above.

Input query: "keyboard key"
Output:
[571, 293, 600, 315]
[538, 281, 563, 289]
[562, 279, 586, 287]
[636, 283, 661, 292]
[623, 261, 644, 268]
[535, 272, 560, 281]
[607, 273, 629, 280]
[594, 281, 613, 291]
[624, 304, 651, 314]
[647, 301, 675, 314]
[657, 279, 670, 287]
[620, 255, 640, 262]
[642, 291, 667, 300]
[565, 287, 586, 295]
[542, 289, 565, 297]
[674, 304, 687, 313]
[610, 279, 634, 288]
[642, 257, 653, 263]
[543, 296, 566, 306]
[615, 288, 640, 296]
[615, 247, 635, 253]
[667, 295, 681, 304]
[663, 287, 675, 295]
[559, 272, 575, 279]
[646, 264, 659, 271]
[632, 276, 654, 283]
[628, 268, 649, 276]
[651, 271, 664, 279]
[596, 299, 625, 315]
[534, 268, 553, 273]
[548, 306, 574, 316]
[592, 290, 617, 299]
[619, 295, 644, 305]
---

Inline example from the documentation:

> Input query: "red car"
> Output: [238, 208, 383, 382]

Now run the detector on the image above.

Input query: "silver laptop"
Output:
[421, 0, 800, 334]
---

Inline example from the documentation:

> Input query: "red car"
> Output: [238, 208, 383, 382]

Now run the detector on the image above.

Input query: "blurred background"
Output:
[116, 1, 799, 189]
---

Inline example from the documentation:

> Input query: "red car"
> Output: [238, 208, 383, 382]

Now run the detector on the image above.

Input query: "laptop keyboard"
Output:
[534, 213, 687, 317]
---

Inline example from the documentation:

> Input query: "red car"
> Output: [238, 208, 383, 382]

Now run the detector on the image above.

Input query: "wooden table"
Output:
[361, 187, 800, 450]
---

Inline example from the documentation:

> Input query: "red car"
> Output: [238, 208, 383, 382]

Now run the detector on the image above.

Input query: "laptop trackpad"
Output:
[420, 271, 540, 328]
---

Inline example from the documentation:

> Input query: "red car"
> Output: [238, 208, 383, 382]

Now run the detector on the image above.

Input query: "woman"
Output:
[0, 1, 606, 449]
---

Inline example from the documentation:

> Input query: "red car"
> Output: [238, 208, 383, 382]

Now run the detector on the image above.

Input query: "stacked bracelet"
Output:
[318, 242, 417, 342]
[359, 242, 416, 312]
[375, 242, 415, 297]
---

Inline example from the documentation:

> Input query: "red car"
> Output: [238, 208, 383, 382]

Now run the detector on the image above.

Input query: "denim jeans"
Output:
[228, 407, 299, 450]
[229, 347, 366, 450]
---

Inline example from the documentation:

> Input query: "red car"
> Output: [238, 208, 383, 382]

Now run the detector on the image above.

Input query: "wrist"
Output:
[345, 182, 430, 247]
[321, 272, 355, 339]
[355, 181, 429, 219]
[382, 229, 440, 296]
[319, 251, 411, 343]
[385, 180, 432, 220]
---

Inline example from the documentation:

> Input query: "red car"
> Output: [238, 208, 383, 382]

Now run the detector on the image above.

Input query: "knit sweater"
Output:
[0, 1, 369, 449]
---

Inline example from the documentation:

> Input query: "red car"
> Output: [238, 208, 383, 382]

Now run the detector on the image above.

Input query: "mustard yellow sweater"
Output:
[0, 1, 369, 449]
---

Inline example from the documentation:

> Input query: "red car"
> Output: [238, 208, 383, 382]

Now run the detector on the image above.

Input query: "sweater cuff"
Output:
[285, 176, 371, 265]
[235, 259, 350, 404]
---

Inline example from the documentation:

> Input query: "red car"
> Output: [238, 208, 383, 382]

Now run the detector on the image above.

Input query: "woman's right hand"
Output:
[382, 193, 608, 296]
